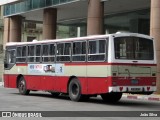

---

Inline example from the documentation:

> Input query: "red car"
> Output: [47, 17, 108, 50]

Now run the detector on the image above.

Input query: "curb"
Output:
[122, 94, 160, 102]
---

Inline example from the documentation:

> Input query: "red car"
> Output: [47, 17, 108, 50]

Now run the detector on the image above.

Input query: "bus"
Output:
[3, 33, 157, 102]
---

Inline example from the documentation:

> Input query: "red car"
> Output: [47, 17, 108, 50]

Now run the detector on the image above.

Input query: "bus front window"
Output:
[4, 49, 16, 69]
[114, 37, 154, 60]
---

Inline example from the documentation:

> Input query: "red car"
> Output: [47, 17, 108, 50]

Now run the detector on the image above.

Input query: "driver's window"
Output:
[7, 50, 16, 64]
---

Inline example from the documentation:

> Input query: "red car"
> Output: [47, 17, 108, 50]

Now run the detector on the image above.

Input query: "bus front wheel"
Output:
[18, 77, 30, 95]
[101, 92, 122, 103]
[68, 78, 82, 102]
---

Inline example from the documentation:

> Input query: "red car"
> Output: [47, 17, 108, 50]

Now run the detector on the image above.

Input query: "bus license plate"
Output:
[131, 79, 138, 84]
[130, 88, 141, 91]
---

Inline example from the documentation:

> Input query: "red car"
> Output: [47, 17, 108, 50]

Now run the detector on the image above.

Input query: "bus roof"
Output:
[6, 33, 153, 46]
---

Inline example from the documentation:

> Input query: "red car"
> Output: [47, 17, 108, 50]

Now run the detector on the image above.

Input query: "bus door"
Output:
[4, 48, 16, 87]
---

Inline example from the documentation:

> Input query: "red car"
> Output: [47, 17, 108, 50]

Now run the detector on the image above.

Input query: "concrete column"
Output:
[3, 18, 10, 47]
[87, 0, 104, 35]
[9, 15, 22, 42]
[43, 8, 57, 40]
[150, 0, 160, 94]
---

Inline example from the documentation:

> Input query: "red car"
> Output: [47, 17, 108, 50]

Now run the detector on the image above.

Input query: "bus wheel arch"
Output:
[67, 76, 77, 93]
[68, 76, 82, 101]
[16, 74, 23, 88]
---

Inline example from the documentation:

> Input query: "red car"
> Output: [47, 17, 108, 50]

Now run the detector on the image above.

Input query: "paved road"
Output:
[0, 86, 160, 120]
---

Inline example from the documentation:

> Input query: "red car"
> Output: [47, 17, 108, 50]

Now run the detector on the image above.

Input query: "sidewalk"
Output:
[122, 93, 160, 102]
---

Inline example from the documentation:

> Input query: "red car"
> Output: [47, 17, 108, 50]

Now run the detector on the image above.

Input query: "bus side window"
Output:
[35, 45, 41, 62]
[72, 41, 86, 61]
[88, 40, 106, 61]
[56, 43, 71, 62]
[49, 44, 55, 62]
[42, 44, 49, 62]
[28, 45, 35, 62]
[16, 46, 26, 63]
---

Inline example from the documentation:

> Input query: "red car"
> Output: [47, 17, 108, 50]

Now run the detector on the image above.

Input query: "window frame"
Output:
[35, 44, 42, 63]
[4, 48, 16, 70]
[87, 39, 107, 62]
[16, 45, 27, 63]
[114, 37, 154, 60]
[27, 45, 35, 63]
[42, 43, 56, 63]
[56, 42, 72, 62]
[72, 40, 87, 62]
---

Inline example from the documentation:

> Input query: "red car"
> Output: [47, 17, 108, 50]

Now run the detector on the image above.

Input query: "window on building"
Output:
[27, 36, 36, 42]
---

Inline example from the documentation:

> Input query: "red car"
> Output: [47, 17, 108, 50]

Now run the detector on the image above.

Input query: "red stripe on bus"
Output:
[109, 63, 156, 66]
[15, 62, 156, 66]
[65, 62, 156, 66]
[16, 63, 28, 66]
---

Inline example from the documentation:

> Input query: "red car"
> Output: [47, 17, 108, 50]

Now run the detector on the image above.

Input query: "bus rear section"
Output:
[108, 34, 156, 95]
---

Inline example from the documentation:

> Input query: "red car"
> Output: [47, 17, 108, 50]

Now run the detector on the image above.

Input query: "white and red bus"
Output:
[4, 33, 157, 102]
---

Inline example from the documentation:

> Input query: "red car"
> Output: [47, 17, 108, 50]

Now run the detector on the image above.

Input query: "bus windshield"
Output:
[114, 37, 154, 60]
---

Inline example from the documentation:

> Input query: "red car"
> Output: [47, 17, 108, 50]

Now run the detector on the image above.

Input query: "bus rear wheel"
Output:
[68, 78, 83, 102]
[18, 77, 30, 95]
[101, 92, 122, 103]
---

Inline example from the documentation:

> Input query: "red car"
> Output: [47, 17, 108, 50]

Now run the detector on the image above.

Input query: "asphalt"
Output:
[0, 82, 159, 102]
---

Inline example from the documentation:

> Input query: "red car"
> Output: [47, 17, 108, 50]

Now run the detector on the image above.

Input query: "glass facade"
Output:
[4, 0, 76, 16]
[2, 0, 150, 38]
[57, 9, 150, 38]
[104, 9, 150, 35]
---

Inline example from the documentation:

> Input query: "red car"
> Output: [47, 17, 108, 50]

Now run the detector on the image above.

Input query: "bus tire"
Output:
[101, 92, 122, 103]
[18, 77, 30, 95]
[68, 78, 82, 102]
